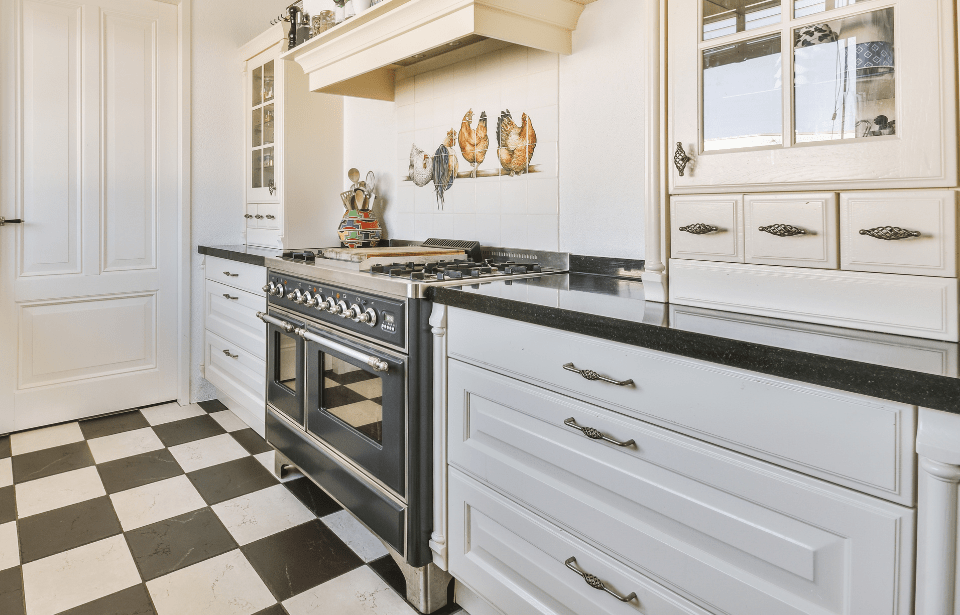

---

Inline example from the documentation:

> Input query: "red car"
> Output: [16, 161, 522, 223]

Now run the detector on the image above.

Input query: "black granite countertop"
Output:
[198, 244, 282, 267]
[429, 273, 960, 415]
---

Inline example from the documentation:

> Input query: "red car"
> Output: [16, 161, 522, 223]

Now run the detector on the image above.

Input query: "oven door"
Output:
[263, 311, 305, 426]
[302, 326, 406, 497]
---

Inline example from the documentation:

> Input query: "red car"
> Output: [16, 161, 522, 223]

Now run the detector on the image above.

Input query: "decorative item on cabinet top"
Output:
[338, 168, 383, 248]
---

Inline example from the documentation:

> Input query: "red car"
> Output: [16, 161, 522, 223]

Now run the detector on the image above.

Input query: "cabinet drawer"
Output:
[448, 470, 709, 615]
[841, 190, 958, 277]
[448, 308, 916, 505]
[448, 361, 915, 615]
[204, 279, 266, 360]
[204, 330, 265, 421]
[671, 195, 744, 263]
[745, 193, 838, 269]
[204, 255, 266, 296]
[258, 203, 280, 229]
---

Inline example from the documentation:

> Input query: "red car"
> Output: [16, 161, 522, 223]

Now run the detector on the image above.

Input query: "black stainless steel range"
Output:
[257, 240, 567, 613]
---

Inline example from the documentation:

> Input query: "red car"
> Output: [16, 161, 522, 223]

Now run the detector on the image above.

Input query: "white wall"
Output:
[191, 0, 290, 401]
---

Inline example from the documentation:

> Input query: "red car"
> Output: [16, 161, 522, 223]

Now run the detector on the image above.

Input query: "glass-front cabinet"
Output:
[669, 0, 957, 193]
[247, 53, 279, 204]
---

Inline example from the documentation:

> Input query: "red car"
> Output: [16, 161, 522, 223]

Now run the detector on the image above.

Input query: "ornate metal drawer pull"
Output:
[222, 349, 239, 359]
[265, 215, 276, 220]
[679, 223, 719, 235]
[244, 214, 254, 219]
[563, 363, 634, 387]
[223, 271, 239, 277]
[759, 224, 806, 237]
[268, 180, 277, 196]
[255, 214, 264, 219]
[674, 142, 691, 176]
[222, 294, 238, 300]
[860, 226, 921, 241]
[564, 418, 635, 447]
[564, 557, 637, 603]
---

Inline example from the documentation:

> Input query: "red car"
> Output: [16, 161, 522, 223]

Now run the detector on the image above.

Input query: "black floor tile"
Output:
[0, 566, 24, 615]
[283, 477, 342, 518]
[327, 369, 379, 386]
[368, 555, 406, 598]
[242, 519, 364, 601]
[97, 448, 184, 494]
[152, 414, 226, 447]
[125, 508, 237, 581]
[12, 441, 94, 484]
[355, 421, 382, 443]
[324, 386, 366, 409]
[0, 436, 10, 459]
[59, 583, 156, 615]
[79, 411, 150, 440]
[231, 428, 273, 455]
[18, 496, 122, 564]
[197, 399, 228, 413]
[252, 605, 289, 615]
[187, 456, 278, 506]
[0, 487, 15, 525]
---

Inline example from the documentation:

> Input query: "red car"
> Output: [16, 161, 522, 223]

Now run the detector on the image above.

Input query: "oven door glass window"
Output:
[323, 355, 383, 444]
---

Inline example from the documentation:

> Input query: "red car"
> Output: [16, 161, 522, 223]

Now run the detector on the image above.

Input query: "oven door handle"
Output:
[257, 312, 296, 333]
[295, 327, 390, 373]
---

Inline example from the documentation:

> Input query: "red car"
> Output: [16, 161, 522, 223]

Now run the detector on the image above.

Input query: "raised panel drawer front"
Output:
[744, 193, 838, 269]
[204, 256, 266, 296]
[448, 470, 710, 615]
[447, 361, 916, 615]
[671, 195, 744, 263]
[258, 203, 280, 229]
[204, 279, 266, 360]
[204, 330, 265, 419]
[841, 190, 958, 277]
[447, 308, 916, 505]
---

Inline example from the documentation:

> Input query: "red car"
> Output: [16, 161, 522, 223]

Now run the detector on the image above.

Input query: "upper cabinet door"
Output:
[246, 48, 280, 204]
[669, 0, 958, 193]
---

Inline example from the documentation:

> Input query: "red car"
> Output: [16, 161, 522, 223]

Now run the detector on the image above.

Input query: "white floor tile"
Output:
[0, 458, 11, 488]
[140, 402, 206, 426]
[253, 451, 301, 483]
[169, 434, 250, 473]
[212, 483, 314, 546]
[0, 521, 18, 571]
[110, 475, 207, 531]
[210, 410, 249, 433]
[87, 426, 165, 464]
[147, 549, 276, 615]
[10, 421, 84, 455]
[22, 535, 141, 615]
[346, 379, 382, 399]
[283, 566, 416, 615]
[15, 466, 106, 518]
[321, 510, 389, 563]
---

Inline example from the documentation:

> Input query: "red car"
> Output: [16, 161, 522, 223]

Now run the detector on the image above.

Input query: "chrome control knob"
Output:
[347, 304, 362, 321]
[272, 284, 285, 297]
[303, 292, 319, 308]
[262, 283, 274, 294]
[287, 289, 303, 303]
[359, 308, 378, 327]
[322, 298, 337, 313]
[336, 300, 349, 317]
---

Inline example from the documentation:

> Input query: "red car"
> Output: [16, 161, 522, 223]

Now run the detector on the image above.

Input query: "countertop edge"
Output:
[429, 287, 960, 415]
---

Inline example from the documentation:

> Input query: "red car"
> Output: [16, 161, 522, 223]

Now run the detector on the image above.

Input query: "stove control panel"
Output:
[266, 274, 406, 348]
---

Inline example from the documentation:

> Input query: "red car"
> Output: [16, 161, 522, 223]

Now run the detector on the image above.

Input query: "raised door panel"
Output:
[20, 0, 82, 277]
[102, 9, 156, 272]
[744, 193, 839, 269]
[448, 361, 916, 615]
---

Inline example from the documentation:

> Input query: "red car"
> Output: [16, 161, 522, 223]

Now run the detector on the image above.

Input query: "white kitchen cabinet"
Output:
[670, 195, 745, 263]
[668, 0, 957, 193]
[241, 25, 344, 249]
[744, 192, 839, 268]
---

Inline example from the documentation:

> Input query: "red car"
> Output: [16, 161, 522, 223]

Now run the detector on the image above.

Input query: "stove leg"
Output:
[274, 450, 296, 480]
[385, 549, 452, 614]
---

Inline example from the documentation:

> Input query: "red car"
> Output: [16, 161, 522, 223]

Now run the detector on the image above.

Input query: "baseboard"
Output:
[669, 259, 960, 341]
[215, 391, 266, 437]
[454, 581, 501, 615]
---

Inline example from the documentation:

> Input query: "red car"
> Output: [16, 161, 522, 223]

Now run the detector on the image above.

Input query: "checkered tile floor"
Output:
[0, 400, 464, 615]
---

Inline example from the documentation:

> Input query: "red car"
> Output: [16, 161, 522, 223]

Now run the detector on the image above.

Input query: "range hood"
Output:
[281, 0, 599, 101]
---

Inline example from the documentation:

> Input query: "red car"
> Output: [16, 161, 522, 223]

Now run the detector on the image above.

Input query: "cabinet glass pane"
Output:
[703, 34, 783, 151]
[794, 9, 895, 143]
[252, 66, 262, 108]
[252, 108, 262, 148]
[262, 146, 275, 192]
[794, 0, 862, 18]
[252, 150, 262, 189]
[263, 61, 275, 102]
[703, 0, 782, 41]
[323, 356, 383, 444]
[263, 104, 275, 145]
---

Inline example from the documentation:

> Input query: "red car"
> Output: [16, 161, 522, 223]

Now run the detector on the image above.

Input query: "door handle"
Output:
[0, 218, 22, 226]
[564, 557, 637, 603]
[564, 418, 635, 447]
[223, 271, 239, 277]
[223, 294, 238, 300]
[296, 327, 389, 372]
[222, 349, 239, 359]
[563, 363, 634, 387]
[257, 311, 295, 333]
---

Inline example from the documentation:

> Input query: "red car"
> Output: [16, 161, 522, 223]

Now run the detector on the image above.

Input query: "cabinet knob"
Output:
[759, 224, 806, 237]
[860, 226, 922, 241]
[674, 142, 691, 177]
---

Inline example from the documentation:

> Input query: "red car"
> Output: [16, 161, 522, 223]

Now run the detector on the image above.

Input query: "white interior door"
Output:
[0, 0, 179, 433]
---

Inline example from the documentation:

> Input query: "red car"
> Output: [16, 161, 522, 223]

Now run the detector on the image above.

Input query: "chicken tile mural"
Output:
[395, 44, 560, 250]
